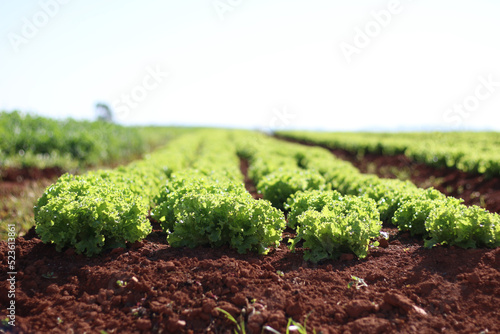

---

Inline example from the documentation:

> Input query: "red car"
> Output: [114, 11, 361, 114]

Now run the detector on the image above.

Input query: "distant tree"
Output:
[95, 102, 113, 122]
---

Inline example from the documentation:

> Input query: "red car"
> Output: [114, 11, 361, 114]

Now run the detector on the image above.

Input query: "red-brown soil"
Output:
[0, 167, 64, 198]
[0, 224, 499, 333]
[0, 157, 499, 333]
[275, 135, 500, 214]
[1, 167, 64, 183]
[240, 159, 262, 200]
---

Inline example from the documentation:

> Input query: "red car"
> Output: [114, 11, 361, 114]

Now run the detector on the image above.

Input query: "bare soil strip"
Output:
[1, 224, 499, 333]
[275, 135, 500, 213]
[0, 167, 63, 197]
[239, 158, 262, 200]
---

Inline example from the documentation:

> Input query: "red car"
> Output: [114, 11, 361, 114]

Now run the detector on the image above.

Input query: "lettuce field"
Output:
[0, 118, 499, 333]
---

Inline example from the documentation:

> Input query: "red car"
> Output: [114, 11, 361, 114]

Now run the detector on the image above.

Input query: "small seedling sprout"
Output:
[42, 272, 57, 279]
[347, 276, 368, 289]
[285, 312, 316, 334]
[116, 280, 127, 287]
[216, 307, 246, 334]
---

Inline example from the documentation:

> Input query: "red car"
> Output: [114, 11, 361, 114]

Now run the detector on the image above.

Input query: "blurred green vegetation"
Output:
[277, 131, 500, 177]
[0, 110, 188, 172]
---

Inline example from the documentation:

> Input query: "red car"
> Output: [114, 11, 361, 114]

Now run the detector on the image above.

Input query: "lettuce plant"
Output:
[35, 174, 151, 256]
[425, 204, 500, 248]
[256, 169, 327, 210]
[290, 195, 382, 262]
[286, 190, 342, 229]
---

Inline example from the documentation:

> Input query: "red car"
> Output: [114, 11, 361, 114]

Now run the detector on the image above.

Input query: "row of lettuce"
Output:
[0, 110, 181, 171]
[35, 131, 285, 257]
[276, 131, 500, 177]
[236, 134, 499, 260]
[34, 130, 500, 261]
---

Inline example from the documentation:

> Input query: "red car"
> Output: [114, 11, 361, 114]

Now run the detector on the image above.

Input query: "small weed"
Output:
[347, 276, 368, 290]
[116, 280, 127, 288]
[216, 308, 246, 334]
[264, 313, 316, 334]
[286, 312, 316, 334]
[42, 272, 57, 279]
[276, 270, 284, 277]
[1, 318, 10, 327]
[131, 304, 146, 317]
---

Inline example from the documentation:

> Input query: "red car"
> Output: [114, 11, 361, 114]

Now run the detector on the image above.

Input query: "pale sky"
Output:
[1, 0, 500, 131]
